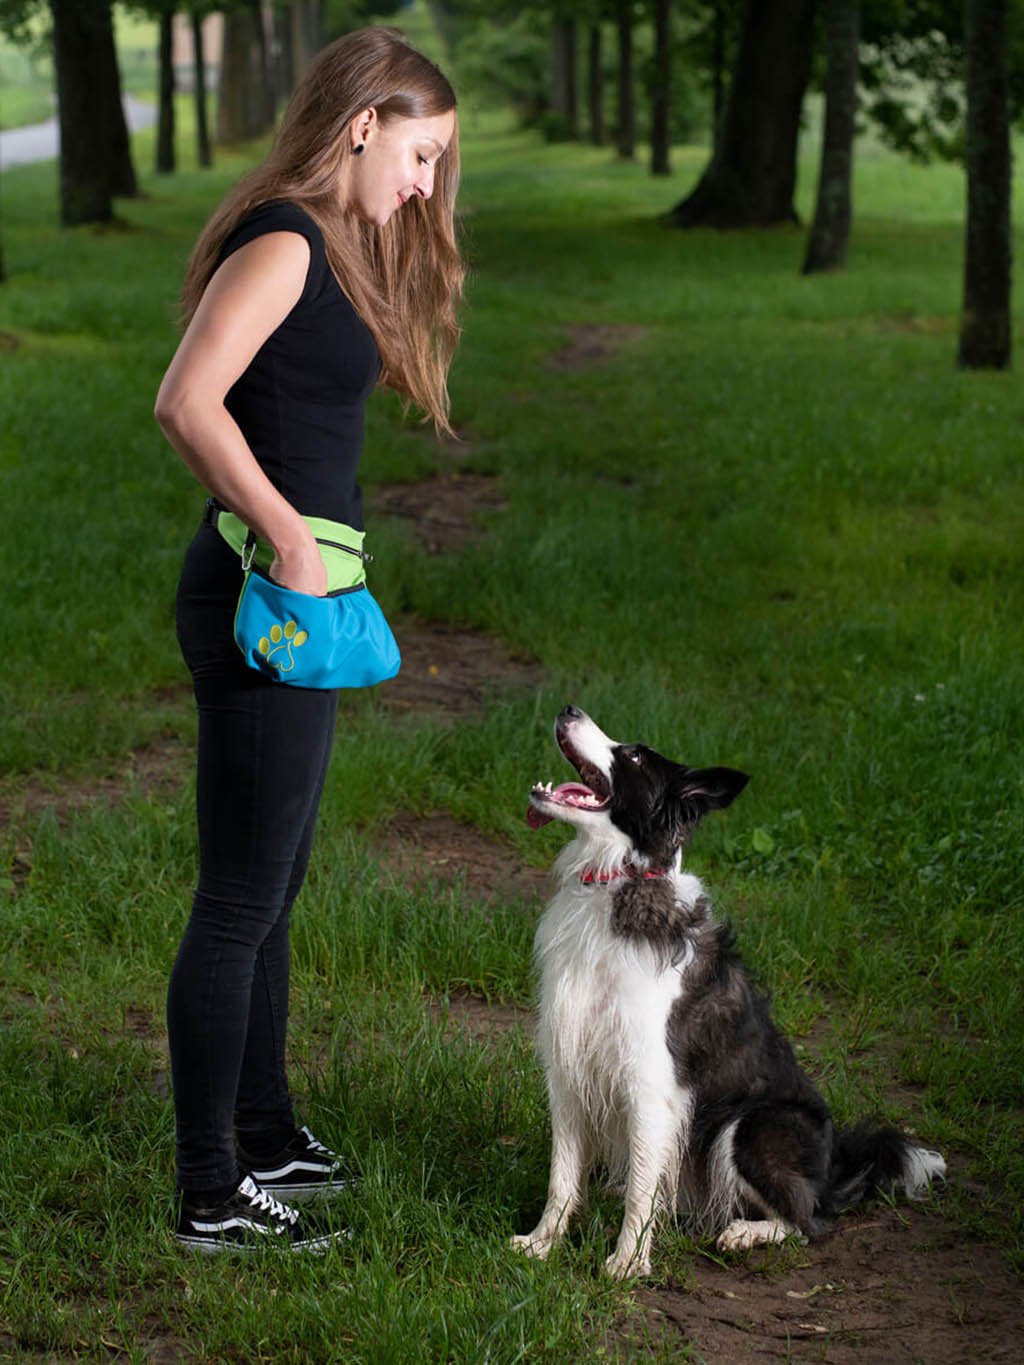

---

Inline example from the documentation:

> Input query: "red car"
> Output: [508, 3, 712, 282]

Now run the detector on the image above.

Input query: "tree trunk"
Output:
[156, 9, 176, 174]
[51, 0, 116, 223]
[711, 0, 727, 154]
[587, 24, 604, 146]
[288, 0, 321, 92]
[670, 0, 817, 228]
[650, 0, 672, 175]
[802, 0, 860, 273]
[95, 0, 139, 198]
[551, 18, 579, 138]
[958, 0, 1011, 369]
[616, 1, 635, 160]
[192, 10, 212, 168]
[217, 0, 276, 143]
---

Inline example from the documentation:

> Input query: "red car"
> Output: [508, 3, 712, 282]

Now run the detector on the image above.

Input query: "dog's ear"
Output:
[670, 766, 749, 822]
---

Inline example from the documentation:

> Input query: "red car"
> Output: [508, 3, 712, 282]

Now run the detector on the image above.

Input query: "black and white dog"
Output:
[512, 706, 945, 1280]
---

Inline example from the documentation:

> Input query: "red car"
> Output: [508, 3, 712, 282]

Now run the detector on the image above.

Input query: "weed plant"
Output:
[0, 71, 1022, 1362]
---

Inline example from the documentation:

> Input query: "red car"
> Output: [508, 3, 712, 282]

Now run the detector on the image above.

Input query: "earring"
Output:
[352, 143, 365, 156]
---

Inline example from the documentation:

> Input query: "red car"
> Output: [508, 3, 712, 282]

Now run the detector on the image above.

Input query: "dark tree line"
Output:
[532, 0, 1015, 371]
[3, 0, 1015, 368]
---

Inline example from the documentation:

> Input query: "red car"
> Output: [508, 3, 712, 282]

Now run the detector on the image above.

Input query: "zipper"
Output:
[316, 536, 374, 564]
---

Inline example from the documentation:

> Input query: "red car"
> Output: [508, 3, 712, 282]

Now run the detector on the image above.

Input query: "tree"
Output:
[191, 7, 213, 167]
[287, 0, 322, 91]
[650, 0, 671, 174]
[615, 0, 636, 158]
[551, 13, 580, 137]
[156, 6, 175, 173]
[217, 0, 276, 143]
[50, 0, 138, 225]
[802, 0, 860, 272]
[669, 0, 817, 227]
[958, 0, 1011, 368]
[587, 21, 605, 144]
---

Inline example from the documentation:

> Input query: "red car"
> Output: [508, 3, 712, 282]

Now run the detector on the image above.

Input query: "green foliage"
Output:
[454, 13, 550, 125]
[860, 30, 966, 164]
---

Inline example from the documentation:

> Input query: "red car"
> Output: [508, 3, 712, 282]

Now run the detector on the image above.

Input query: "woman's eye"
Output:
[417, 155, 429, 166]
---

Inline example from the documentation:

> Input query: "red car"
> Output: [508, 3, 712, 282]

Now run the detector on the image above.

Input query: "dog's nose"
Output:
[560, 705, 583, 721]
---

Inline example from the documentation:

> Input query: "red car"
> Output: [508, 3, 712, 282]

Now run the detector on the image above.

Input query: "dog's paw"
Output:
[715, 1218, 803, 1254]
[604, 1249, 652, 1281]
[510, 1232, 552, 1260]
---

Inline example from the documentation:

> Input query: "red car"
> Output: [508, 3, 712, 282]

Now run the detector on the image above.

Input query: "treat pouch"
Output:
[234, 570, 401, 689]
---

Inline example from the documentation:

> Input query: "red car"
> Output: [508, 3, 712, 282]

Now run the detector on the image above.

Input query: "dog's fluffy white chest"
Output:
[533, 881, 695, 1144]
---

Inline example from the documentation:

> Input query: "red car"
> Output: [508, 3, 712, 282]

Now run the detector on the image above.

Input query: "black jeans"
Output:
[169, 523, 339, 1193]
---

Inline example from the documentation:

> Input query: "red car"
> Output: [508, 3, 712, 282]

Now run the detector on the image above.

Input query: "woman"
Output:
[155, 26, 463, 1253]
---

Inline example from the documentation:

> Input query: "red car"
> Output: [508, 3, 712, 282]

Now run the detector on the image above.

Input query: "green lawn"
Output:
[0, 77, 1022, 1362]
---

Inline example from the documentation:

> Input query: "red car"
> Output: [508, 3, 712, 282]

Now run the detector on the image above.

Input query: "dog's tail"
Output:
[826, 1120, 946, 1215]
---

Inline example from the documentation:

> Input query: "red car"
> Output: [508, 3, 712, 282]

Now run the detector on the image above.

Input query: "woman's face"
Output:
[345, 107, 456, 226]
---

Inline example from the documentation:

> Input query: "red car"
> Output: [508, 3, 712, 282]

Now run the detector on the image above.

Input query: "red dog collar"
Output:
[579, 866, 671, 885]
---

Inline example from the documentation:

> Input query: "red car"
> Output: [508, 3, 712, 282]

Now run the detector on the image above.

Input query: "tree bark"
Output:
[156, 9, 176, 174]
[670, 0, 817, 228]
[51, 0, 134, 224]
[217, 0, 276, 143]
[802, 0, 860, 272]
[192, 10, 212, 168]
[616, 0, 635, 159]
[650, 0, 672, 175]
[288, 0, 321, 92]
[711, 0, 727, 154]
[587, 24, 604, 146]
[958, 0, 1011, 369]
[551, 18, 579, 138]
[97, 4, 139, 198]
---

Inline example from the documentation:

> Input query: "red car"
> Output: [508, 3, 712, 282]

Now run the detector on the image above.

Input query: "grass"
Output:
[1, 54, 1023, 1363]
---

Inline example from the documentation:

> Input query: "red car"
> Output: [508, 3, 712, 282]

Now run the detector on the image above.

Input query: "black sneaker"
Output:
[237, 1125, 354, 1202]
[175, 1174, 344, 1254]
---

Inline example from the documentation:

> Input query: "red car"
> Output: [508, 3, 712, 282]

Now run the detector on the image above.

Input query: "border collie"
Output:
[511, 706, 945, 1280]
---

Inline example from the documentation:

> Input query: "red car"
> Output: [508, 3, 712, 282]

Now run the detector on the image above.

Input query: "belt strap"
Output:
[205, 499, 369, 594]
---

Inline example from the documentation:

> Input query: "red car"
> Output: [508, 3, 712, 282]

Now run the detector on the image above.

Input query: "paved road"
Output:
[0, 95, 157, 169]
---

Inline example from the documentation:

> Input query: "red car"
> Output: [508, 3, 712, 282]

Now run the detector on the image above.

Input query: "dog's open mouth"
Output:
[526, 737, 611, 829]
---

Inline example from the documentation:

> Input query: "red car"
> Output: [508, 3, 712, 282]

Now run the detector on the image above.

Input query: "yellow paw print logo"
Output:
[258, 619, 308, 674]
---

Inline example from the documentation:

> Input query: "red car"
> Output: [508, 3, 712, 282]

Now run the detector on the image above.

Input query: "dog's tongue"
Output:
[526, 804, 553, 829]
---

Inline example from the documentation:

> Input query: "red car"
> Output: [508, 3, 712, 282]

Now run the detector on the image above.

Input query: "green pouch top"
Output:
[214, 508, 368, 594]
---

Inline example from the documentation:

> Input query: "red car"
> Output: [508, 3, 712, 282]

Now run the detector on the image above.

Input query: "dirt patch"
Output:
[372, 809, 548, 907]
[377, 621, 543, 723]
[546, 322, 651, 371]
[371, 472, 506, 554]
[629, 1202, 1023, 1363]
[428, 988, 534, 1042]
[0, 734, 191, 834]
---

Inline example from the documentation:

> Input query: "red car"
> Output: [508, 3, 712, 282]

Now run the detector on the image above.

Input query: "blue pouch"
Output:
[234, 569, 401, 689]
[214, 506, 401, 690]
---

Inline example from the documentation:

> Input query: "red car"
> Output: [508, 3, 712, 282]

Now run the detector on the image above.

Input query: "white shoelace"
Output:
[300, 1127, 334, 1159]
[244, 1180, 299, 1226]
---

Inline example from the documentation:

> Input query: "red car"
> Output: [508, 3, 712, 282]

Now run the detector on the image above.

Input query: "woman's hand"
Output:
[269, 531, 328, 596]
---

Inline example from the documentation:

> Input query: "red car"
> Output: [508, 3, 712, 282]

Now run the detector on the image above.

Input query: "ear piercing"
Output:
[352, 143, 365, 155]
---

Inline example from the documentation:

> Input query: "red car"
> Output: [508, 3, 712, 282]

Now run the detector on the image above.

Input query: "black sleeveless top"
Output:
[217, 201, 380, 529]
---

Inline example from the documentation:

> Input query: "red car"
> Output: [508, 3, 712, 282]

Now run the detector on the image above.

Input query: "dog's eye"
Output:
[626, 748, 644, 765]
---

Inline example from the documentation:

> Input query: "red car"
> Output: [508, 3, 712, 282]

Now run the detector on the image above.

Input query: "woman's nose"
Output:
[415, 164, 435, 199]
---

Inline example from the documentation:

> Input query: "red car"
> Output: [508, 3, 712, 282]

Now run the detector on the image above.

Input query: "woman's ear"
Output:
[349, 106, 378, 151]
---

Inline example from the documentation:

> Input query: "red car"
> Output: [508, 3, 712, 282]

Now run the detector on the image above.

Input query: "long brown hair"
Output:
[181, 26, 464, 433]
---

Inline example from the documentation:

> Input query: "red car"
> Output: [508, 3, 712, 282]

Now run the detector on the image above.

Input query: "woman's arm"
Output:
[155, 231, 327, 595]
